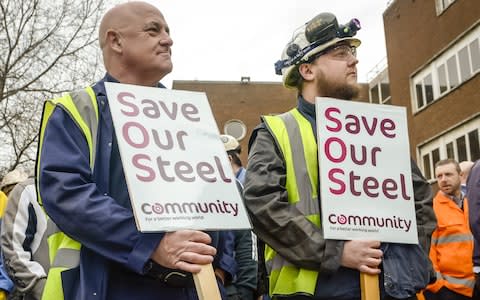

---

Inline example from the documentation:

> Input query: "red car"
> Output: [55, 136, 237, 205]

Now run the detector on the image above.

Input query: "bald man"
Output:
[36, 2, 234, 299]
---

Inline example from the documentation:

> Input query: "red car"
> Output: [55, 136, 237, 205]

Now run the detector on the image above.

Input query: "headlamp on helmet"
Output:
[274, 13, 361, 76]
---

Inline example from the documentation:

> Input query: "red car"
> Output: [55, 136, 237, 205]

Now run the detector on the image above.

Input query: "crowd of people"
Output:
[0, 2, 479, 300]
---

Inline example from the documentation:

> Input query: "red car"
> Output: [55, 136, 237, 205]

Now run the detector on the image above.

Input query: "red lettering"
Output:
[182, 103, 200, 122]
[328, 168, 345, 194]
[327, 109, 396, 138]
[400, 174, 411, 200]
[175, 161, 195, 182]
[325, 107, 342, 132]
[133, 154, 155, 181]
[381, 118, 396, 138]
[123, 122, 148, 148]
[324, 137, 346, 163]
[363, 176, 379, 197]
[349, 171, 361, 196]
[197, 162, 216, 182]
[382, 178, 398, 199]
[118, 92, 139, 116]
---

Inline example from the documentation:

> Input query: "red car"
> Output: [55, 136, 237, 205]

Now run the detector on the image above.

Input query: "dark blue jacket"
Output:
[467, 159, 480, 268]
[38, 74, 235, 300]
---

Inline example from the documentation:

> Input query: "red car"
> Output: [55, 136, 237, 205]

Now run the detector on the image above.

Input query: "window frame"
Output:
[418, 117, 480, 181]
[411, 25, 480, 112]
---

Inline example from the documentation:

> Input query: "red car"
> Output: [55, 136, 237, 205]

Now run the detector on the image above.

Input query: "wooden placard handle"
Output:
[360, 273, 380, 300]
[193, 263, 221, 300]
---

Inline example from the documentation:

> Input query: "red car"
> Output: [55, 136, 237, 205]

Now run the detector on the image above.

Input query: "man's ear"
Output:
[106, 29, 122, 54]
[298, 63, 315, 82]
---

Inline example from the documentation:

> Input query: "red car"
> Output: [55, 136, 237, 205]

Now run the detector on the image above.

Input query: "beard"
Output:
[316, 72, 360, 100]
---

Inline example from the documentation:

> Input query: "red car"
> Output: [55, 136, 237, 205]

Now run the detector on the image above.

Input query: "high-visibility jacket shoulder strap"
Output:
[261, 108, 320, 297]
[36, 86, 98, 204]
[36, 87, 98, 300]
[262, 108, 318, 204]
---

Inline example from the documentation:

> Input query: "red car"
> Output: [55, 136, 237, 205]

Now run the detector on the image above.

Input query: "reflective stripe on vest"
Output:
[262, 108, 320, 296]
[37, 87, 98, 300]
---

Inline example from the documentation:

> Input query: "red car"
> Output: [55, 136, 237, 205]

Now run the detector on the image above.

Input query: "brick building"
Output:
[377, 0, 480, 180]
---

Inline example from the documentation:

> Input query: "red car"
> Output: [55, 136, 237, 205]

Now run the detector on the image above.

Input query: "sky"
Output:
[143, 0, 392, 88]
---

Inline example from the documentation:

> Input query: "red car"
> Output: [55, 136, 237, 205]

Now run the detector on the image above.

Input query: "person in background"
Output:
[220, 134, 258, 300]
[467, 159, 480, 299]
[424, 159, 474, 299]
[1, 177, 49, 300]
[0, 171, 28, 198]
[244, 11, 435, 300]
[221, 134, 246, 185]
[0, 170, 28, 300]
[36, 2, 234, 299]
[0, 190, 13, 300]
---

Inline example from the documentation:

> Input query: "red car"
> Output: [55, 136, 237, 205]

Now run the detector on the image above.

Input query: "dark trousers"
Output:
[474, 273, 480, 300]
[274, 295, 417, 300]
[424, 287, 472, 300]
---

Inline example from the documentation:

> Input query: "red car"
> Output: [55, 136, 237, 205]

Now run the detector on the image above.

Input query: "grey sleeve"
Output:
[244, 127, 343, 273]
[410, 158, 436, 253]
[1, 180, 48, 298]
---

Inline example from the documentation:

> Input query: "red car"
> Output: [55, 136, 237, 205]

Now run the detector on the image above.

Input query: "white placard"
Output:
[316, 98, 418, 244]
[105, 82, 251, 232]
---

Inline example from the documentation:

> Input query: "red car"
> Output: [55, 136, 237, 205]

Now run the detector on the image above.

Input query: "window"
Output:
[424, 74, 434, 104]
[224, 119, 247, 141]
[446, 142, 454, 158]
[368, 68, 391, 105]
[436, 0, 457, 14]
[470, 39, 480, 72]
[415, 82, 424, 109]
[437, 64, 448, 94]
[458, 46, 471, 82]
[414, 73, 434, 108]
[432, 148, 441, 168]
[370, 86, 380, 104]
[380, 75, 391, 104]
[423, 154, 432, 180]
[418, 117, 480, 180]
[411, 25, 480, 111]
[469, 130, 480, 161]
[447, 55, 459, 89]
[456, 136, 467, 162]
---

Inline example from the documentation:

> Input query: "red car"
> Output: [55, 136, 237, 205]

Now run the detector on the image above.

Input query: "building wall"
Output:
[383, 0, 480, 160]
[173, 80, 369, 164]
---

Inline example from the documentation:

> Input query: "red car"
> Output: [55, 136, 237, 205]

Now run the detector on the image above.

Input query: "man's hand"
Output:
[341, 240, 382, 274]
[151, 230, 217, 273]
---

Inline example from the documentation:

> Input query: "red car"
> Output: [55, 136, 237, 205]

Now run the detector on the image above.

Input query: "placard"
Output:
[105, 82, 251, 232]
[316, 98, 417, 244]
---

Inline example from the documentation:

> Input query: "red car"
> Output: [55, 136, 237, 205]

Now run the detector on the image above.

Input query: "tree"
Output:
[0, 0, 108, 177]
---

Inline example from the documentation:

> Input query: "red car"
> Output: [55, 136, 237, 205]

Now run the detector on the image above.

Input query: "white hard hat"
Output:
[275, 12, 361, 89]
[0, 169, 28, 190]
[220, 134, 240, 152]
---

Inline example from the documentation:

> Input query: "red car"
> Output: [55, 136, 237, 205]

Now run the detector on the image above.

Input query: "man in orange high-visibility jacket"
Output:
[424, 159, 475, 300]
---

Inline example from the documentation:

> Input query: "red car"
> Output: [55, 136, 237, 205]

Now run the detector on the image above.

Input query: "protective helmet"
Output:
[0, 169, 28, 191]
[275, 12, 361, 89]
[220, 134, 241, 152]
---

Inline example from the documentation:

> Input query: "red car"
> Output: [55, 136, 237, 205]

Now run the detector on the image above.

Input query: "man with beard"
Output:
[243, 12, 435, 300]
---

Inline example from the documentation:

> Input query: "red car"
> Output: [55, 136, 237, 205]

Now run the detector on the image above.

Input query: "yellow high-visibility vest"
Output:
[262, 108, 320, 297]
[37, 87, 98, 300]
